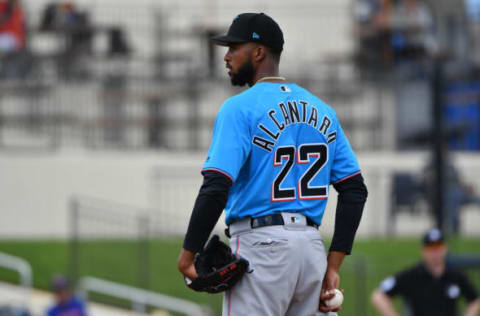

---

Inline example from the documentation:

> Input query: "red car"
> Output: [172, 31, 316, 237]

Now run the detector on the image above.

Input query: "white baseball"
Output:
[325, 289, 343, 308]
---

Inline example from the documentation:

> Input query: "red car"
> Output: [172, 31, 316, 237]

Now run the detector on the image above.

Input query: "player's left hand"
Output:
[177, 248, 199, 280]
[319, 268, 343, 312]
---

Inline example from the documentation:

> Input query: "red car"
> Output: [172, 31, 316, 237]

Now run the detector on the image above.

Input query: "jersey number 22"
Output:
[272, 143, 328, 201]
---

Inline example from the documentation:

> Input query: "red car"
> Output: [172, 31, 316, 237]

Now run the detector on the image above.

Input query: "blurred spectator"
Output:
[422, 0, 469, 75]
[40, 2, 93, 80]
[107, 27, 130, 57]
[421, 150, 480, 234]
[352, 0, 393, 70]
[352, 0, 437, 75]
[388, 0, 437, 64]
[0, 0, 29, 79]
[371, 228, 480, 316]
[46, 275, 87, 316]
[465, 0, 480, 71]
[0, 0, 25, 53]
[40, 1, 90, 35]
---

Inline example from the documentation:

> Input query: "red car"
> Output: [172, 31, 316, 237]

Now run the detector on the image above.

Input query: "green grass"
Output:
[0, 237, 478, 316]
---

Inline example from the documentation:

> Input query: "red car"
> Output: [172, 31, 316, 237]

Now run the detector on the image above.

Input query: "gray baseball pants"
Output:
[223, 212, 337, 316]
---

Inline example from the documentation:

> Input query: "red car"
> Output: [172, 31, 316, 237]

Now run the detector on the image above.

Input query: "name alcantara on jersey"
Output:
[252, 100, 337, 152]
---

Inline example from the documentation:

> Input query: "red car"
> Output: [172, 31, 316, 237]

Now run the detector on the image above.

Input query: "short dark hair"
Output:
[268, 47, 282, 62]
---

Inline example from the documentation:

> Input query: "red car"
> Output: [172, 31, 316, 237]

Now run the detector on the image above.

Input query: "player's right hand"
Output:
[319, 288, 344, 312]
[319, 268, 343, 312]
[177, 248, 199, 280]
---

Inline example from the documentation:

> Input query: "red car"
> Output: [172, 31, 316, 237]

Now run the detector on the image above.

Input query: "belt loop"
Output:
[228, 218, 252, 236]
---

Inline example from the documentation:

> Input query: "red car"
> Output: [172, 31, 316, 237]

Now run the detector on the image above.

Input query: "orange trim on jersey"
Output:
[333, 171, 361, 184]
[273, 153, 290, 166]
[202, 168, 234, 183]
[271, 147, 296, 202]
[228, 287, 233, 316]
[297, 181, 328, 200]
[298, 196, 328, 200]
[235, 235, 240, 256]
[297, 151, 319, 165]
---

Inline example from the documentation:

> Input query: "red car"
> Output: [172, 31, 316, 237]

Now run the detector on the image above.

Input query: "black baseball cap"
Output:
[211, 13, 284, 52]
[422, 228, 445, 246]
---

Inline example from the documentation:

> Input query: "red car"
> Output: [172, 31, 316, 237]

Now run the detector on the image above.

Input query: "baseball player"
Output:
[178, 12, 368, 315]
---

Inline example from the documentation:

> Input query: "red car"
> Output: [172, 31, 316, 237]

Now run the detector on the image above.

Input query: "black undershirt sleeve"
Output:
[329, 173, 368, 254]
[182, 170, 232, 253]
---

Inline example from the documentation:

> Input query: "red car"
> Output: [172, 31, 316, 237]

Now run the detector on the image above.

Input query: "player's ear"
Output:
[252, 45, 266, 63]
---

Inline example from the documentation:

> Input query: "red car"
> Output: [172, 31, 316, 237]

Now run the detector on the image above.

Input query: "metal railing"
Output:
[79, 276, 212, 316]
[0, 252, 33, 309]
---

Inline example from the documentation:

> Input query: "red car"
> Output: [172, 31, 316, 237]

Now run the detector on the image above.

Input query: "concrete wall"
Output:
[1, 150, 479, 239]
[0, 150, 201, 237]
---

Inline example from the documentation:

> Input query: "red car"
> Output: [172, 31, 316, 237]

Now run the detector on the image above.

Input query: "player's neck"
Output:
[252, 71, 284, 85]
[255, 75, 286, 84]
[425, 261, 446, 278]
[251, 62, 282, 86]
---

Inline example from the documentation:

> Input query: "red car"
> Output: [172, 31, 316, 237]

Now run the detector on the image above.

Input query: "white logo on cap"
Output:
[252, 32, 260, 39]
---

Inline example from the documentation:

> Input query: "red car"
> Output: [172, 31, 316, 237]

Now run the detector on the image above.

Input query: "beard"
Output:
[230, 58, 255, 87]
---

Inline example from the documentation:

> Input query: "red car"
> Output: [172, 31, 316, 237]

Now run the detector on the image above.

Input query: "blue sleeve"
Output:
[46, 307, 56, 316]
[330, 121, 360, 184]
[203, 99, 251, 182]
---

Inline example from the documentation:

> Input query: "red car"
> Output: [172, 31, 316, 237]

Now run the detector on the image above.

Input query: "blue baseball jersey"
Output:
[203, 82, 360, 225]
[47, 296, 86, 316]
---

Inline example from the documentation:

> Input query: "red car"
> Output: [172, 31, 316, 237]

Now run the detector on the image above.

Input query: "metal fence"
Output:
[69, 196, 150, 290]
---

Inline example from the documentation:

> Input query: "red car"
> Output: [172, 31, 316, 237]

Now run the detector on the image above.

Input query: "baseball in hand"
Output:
[325, 289, 344, 308]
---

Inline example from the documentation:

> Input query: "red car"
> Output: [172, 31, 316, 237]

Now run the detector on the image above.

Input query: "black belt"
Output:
[225, 213, 318, 238]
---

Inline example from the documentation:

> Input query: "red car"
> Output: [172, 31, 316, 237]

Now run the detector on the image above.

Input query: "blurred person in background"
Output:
[39, 1, 93, 80]
[371, 228, 480, 316]
[0, 0, 27, 79]
[0, 0, 25, 53]
[352, 0, 437, 76]
[388, 0, 437, 63]
[352, 0, 393, 70]
[421, 150, 480, 234]
[375, 0, 438, 78]
[465, 0, 480, 72]
[46, 275, 87, 316]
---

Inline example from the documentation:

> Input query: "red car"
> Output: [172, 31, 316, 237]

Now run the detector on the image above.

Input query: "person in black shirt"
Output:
[371, 228, 480, 316]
